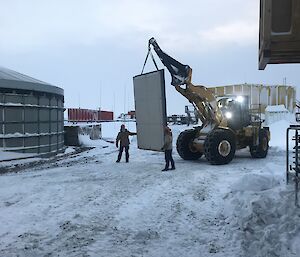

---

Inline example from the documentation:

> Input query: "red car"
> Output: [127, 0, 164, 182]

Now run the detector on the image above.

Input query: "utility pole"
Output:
[113, 91, 115, 121]
[283, 77, 287, 85]
[99, 81, 102, 122]
[124, 84, 126, 122]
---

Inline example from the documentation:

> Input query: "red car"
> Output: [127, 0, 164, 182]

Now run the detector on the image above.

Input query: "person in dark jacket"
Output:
[161, 126, 175, 171]
[116, 124, 137, 163]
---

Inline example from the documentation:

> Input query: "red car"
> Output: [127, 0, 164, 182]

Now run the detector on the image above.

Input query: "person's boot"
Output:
[161, 167, 169, 171]
[116, 159, 120, 163]
[170, 166, 175, 170]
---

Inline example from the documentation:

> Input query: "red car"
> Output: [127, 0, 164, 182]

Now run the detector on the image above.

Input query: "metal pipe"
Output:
[296, 129, 299, 206]
[287, 127, 290, 184]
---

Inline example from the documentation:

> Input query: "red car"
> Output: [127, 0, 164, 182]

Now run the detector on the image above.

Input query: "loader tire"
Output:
[204, 129, 236, 165]
[250, 129, 269, 158]
[176, 129, 202, 160]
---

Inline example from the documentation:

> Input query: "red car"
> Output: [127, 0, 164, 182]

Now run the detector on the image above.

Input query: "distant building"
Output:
[117, 111, 136, 121]
[68, 108, 113, 122]
[167, 114, 187, 125]
[127, 111, 136, 119]
[208, 84, 296, 113]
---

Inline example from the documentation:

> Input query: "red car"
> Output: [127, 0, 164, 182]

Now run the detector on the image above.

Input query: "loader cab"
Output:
[217, 96, 251, 130]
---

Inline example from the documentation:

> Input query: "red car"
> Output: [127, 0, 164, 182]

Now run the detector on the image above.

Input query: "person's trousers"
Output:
[117, 146, 129, 162]
[164, 149, 175, 169]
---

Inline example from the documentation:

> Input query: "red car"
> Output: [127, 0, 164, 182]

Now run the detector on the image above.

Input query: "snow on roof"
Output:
[0, 66, 49, 85]
[0, 66, 64, 95]
[265, 105, 288, 112]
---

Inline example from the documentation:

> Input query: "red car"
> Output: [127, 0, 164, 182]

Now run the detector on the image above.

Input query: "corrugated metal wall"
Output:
[0, 91, 64, 153]
[68, 108, 113, 122]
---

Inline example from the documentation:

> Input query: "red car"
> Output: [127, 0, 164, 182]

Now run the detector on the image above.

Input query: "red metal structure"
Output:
[128, 111, 136, 119]
[68, 108, 113, 122]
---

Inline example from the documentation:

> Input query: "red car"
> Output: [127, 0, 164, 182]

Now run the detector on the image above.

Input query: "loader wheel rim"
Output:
[188, 141, 198, 153]
[218, 140, 231, 157]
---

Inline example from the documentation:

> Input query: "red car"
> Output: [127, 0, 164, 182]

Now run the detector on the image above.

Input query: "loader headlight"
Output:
[236, 96, 244, 103]
[225, 112, 232, 119]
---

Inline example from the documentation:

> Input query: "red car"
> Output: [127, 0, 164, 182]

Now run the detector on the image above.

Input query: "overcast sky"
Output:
[1, 0, 300, 116]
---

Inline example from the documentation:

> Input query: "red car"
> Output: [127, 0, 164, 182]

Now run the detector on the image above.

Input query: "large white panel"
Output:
[133, 70, 167, 151]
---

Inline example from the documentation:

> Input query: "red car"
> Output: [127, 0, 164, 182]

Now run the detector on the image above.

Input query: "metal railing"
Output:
[286, 125, 300, 206]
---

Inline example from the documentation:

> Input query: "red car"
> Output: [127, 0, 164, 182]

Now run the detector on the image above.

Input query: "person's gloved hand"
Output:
[116, 143, 118, 148]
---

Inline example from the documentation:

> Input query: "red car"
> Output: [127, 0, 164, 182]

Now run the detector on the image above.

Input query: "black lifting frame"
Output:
[286, 125, 300, 206]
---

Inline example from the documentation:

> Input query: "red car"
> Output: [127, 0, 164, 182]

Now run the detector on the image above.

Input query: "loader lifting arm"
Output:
[148, 37, 192, 86]
[148, 37, 225, 128]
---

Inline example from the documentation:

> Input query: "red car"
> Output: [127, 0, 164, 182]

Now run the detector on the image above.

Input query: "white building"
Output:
[208, 84, 296, 113]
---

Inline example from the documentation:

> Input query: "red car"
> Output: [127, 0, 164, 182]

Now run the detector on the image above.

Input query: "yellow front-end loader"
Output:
[147, 37, 270, 165]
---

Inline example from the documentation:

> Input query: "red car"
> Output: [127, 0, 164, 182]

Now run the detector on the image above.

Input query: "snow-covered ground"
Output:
[0, 121, 299, 257]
